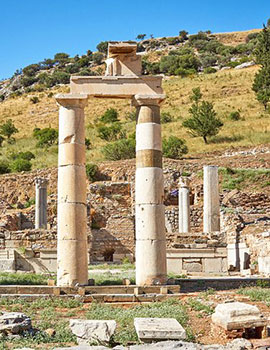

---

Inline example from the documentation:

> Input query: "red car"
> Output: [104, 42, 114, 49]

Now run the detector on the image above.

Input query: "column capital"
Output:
[55, 94, 88, 108]
[35, 177, 48, 189]
[179, 176, 190, 188]
[132, 94, 166, 107]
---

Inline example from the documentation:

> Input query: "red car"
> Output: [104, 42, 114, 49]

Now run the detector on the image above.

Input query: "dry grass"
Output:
[0, 65, 269, 168]
[214, 28, 261, 46]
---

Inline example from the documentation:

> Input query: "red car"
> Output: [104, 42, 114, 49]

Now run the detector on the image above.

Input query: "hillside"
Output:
[0, 29, 268, 171]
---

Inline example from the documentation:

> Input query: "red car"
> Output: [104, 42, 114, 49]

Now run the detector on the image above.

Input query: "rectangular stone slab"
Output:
[134, 318, 186, 342]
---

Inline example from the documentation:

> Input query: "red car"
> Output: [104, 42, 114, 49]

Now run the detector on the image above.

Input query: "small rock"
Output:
[45, 328, 56, 337]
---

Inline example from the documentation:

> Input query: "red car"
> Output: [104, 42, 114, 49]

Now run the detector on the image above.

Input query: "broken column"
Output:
[134, 94, 167, 286]
[203, 165, 220, 232]
[55, 94, 88, 287]
[35, 178, 48, 229]
[178, 177, 190, 233]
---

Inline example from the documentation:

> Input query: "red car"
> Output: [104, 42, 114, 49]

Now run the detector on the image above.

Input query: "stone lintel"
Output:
[70, 76, 163, 98]
[133, 94, 166, 107]
[55, 94, 88, 108]
[108, 41, 137, 57]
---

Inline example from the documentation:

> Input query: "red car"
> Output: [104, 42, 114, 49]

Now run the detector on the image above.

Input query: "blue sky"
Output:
[1, 0, 270, 79]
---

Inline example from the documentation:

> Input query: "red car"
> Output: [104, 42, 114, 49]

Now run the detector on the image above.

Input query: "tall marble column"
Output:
[203, 165, 220, 232]
[178, 177, 190, 233]
[55, 94, 88, 287]
[133, 94, 167, 286]
[35, 178, 48, 229]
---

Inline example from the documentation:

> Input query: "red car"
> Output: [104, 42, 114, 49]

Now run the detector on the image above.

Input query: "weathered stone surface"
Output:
[0, 312, 32, 334]
[69, 319, 117, 345]
[212, 302, 267, 330]
[130, 341, 202, 349]
[134, 318, 186, 342]
[54, 346, 108, 350]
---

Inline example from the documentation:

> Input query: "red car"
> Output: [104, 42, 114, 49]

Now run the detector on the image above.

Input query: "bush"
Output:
[189, 31, 209, 43]
[229, 111, 241, 121]
[161, 112, 173, 123]
[0, 136, 4, 147]
[11, 158, 32, 172]
[85, 138, 91, 150]
[97, 123, 125, 141]
[204, 67, 217, 74]
[21, 76, 38, 87]
[86, 163, 99, 182]
[92, 52, 104, 65]
[159, 53, 200, 75]
[175, 67, 196, 77]
[30, 96, 39, 104]
[10, 151, 35, 161]
[100, 108, 119, 124]
[102, 138, 135, 160]
[22, 64, 41, 76]
[33, 127, 58, 147]
[0, 161, 10, 174]
[163, 136, 188, 159]
[52, 71, 70, 84]
[125, 110, 137, 121]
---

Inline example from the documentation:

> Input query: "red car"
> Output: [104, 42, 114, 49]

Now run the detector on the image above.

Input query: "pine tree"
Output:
[252, 26, 270, 110]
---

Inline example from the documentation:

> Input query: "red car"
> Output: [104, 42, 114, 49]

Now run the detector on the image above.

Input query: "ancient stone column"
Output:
[203, 165, 220, 232]
[55, 94, 88, 287]
[35, 178, 48, 229]
[133, 94, 167, 286]
[178, 177, 190, 233]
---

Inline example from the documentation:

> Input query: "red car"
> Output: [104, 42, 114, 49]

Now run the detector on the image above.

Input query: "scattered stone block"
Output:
[130, 341, 201, 349]
[122, 278, 131, 286]
[212, 302, 267, 331]
[69, 319, 116, 345]
[0, 312, 32, 335]
[48, 279, 55, 286]
[134, 318, 186, 342]
[54, 346, 108, 350]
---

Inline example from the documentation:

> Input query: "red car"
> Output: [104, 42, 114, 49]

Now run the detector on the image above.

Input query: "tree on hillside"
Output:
[0, 119, 18, 142]
[96, 41, 109, 54]
[179, 30, 188, 40]
[252, 26, 270, 110]
[136, 34, 146, 40]
[182, 88, 223, 144]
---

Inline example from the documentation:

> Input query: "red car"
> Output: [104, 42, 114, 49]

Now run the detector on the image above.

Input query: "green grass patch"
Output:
[219, 167, 270, 190]
[187, 298, 214, 316]
[238, 286, 270, 303]
[0, 272, 52, 285]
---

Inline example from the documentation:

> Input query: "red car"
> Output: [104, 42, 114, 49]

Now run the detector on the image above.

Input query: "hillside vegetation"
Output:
[0, 29, 269, 171]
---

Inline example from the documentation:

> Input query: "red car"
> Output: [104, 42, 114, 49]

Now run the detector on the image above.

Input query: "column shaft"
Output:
[203, 165, 220, 232]
[178, 178, 190, 233]
[35, 178, 48, 229]
[134, 95, 167, 286]
[55, 95, 88, 287]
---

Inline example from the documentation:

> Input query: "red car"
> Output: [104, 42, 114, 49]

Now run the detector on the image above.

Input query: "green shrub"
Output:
[97, 123, 125, 141]
[10, 151, 35, 161]
[0, 161, 10, 174]
[175, 67, 196, 77]
[11, 158, 32, 172]
[86, 163, 99, 182]
[100, 108, 119, 124]
[0, 135, 4, 147]
[102, 138, 135, 160]
[85, 138, 91, 150]
[0, 119, 18, 140]
[163, 136, 188, 159]
[22, 64, 41, 76]
[30, 96, 39, 104]
[229, 111, 241, 121]
[21, 76, 38, 87]
[33, 127, 58, 147]
[92, 52, 104, 65]
[125, 110, 137, 121]
[52, 70, 70, 84]
[161, 112, 173, 123]
[204, 67, 217, 74]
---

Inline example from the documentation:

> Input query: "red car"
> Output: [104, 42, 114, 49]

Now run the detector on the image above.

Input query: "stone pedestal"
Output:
[35, 178, 48, 229]
[203, 165, 220, 232]
[55, 94, 88, 287]
[133, 94, 167, 286]
[178, 177, 190, 233]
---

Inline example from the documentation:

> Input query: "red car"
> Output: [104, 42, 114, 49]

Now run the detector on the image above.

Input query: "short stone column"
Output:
[55, 94, 88, 287]
[203, 165, 220, 232]
[133, 94, 167, 286]
[35, 178, 48, 229]
[178, 177, 190, 233]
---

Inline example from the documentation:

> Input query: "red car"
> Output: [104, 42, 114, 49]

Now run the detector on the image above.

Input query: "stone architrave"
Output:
[35, 178, 48, 229]
[133, 94, 167, 286]
[55, 94, 88, 287]
[178, 177, 190, 233]
[203, 165, 220, 232]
